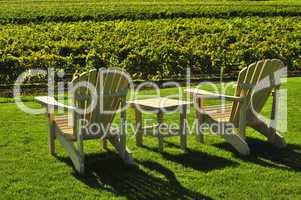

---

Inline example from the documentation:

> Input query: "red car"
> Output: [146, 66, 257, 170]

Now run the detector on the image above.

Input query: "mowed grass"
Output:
[0, 77, 301, 199]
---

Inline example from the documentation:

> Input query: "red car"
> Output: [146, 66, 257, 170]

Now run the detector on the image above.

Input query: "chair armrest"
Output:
[34, 96, 75, 111]
[185, 88, 245, 102]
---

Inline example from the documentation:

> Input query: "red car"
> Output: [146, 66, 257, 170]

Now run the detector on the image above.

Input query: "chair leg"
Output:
[239, 124, 246, 140]
[56, 133, 85, 174]
[135, 109, 143, 147]
[179, 105, 187, 150]
[238, 100, 247, 140]
[248, 119, 286, 148]
[222, 130, 250, 155]
[195, 97, 204, 143]
[157, 111, 164, 152]
[47, 113, 56, 155]
[123, 149, 133, 164]
[116, 97, 133, 164]
[108, 135, 133, 164]
[77, 133, 85, 174]
[247, 109, 286, 148]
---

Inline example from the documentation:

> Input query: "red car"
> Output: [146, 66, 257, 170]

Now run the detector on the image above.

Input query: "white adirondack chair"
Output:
[186, 59, 286, 155]
[35, 68, 132, 174]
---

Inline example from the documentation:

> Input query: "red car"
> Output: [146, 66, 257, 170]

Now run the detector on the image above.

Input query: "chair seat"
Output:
[54, 115, 76, 141]
[54, 115, 117, 141]
[203, 104, 232, 122]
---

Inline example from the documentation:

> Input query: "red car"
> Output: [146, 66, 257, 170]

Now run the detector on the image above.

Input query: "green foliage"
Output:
[1, 0, 301, 84]
[0, 17, 301, 84]
[1, 0, 301, 24]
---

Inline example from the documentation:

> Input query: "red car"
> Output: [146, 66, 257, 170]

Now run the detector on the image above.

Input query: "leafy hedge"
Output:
[0, 17, 301, 84]
[1, 0, 301, 24]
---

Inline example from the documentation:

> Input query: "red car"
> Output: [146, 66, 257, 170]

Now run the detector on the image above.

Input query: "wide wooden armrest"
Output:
[34, 96, 75, 111]
[185, 88, 245, 102]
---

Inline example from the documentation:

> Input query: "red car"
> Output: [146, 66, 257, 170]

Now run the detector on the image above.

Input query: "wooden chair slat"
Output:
[251, 59, 284, 113]
[230, 66, 248, 124]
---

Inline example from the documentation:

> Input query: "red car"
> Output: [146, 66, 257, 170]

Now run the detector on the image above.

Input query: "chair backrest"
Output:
[72, 68, 129, 137]
[230, 59, 285, 127]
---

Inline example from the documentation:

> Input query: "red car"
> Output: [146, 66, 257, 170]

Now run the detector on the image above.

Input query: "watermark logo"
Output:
[13, 63, 288, 140]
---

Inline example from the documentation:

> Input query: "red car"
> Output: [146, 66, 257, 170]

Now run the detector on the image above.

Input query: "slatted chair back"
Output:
[72, 69, 98, 137]
[72, 68, 129, 138]
[230, 59, 285, 127]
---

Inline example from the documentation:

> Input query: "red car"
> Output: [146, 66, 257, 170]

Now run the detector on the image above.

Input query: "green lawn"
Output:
[0, 77, 301, 199]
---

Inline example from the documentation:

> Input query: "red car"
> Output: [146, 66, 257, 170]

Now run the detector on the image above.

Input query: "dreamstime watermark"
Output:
[13, 64, 288, 139]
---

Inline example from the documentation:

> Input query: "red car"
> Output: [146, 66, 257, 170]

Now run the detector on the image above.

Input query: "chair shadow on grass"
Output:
[141, 141, 239, 172]
[213, 137, 301, 171]
[55, 152, 213, 200]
